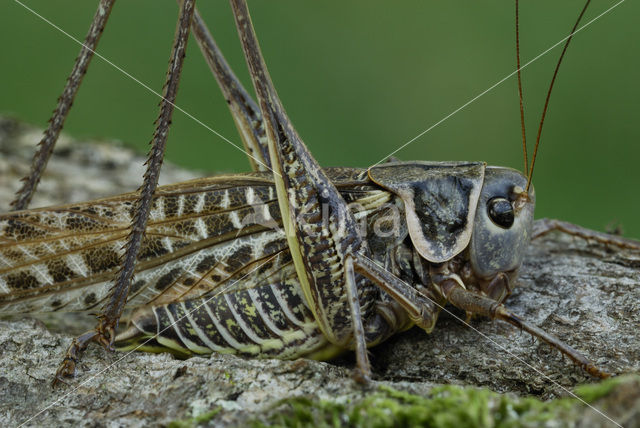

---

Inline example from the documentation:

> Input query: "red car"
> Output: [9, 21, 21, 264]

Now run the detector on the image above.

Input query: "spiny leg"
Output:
[53, 0, 197, 384]
[352, 252, 610, 379]
[11, 0, 116, 211]
[533, 218, 640, 250]
[443, 285, 610, 379]
[189, 5, 270, 172]
[230, 0, 375, 379]
[344, 256, 371, 382]
[353, 253, 441, 332]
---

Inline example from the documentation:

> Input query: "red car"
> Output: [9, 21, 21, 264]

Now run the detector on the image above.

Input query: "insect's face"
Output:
[468, 166, 535, 301]
[369, 162, 533, 304]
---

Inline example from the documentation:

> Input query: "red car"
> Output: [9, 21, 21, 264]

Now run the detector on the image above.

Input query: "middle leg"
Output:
[54, 0, 198, 384]
[229, 0, 376, 378]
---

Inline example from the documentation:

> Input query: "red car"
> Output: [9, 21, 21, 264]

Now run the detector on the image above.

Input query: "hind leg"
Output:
[533, 218, 640, 250]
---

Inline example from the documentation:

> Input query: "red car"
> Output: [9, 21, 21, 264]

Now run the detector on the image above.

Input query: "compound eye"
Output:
[487, 197, 514, 229]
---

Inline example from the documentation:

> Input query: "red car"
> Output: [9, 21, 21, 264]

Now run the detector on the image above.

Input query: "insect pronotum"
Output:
[1, 0, 638, 388]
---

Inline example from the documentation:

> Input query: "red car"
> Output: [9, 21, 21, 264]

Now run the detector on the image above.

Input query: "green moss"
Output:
[251, 378, 639, 428]
[168, 407, 221, 428]
[573, 375, 634, 403]
[166, 376, 637, 427]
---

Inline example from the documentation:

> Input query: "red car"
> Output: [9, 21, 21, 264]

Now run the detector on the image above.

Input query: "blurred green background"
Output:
[1, 1, 638, 238]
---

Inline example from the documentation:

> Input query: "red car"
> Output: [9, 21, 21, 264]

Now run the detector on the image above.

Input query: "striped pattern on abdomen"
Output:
[116, 259, 332, 359]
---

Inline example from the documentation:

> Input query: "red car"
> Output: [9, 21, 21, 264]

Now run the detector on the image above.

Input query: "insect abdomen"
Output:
[116, 261, 339, 360]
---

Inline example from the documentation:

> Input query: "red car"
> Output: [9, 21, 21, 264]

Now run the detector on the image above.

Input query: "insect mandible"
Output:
[1, 0, 637, 386]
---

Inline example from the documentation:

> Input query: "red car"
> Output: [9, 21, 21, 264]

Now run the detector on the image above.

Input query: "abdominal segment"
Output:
[115, 264, 343, 361]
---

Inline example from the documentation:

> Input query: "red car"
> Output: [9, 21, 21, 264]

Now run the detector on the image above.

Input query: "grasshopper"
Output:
[0, 0, 634, 386]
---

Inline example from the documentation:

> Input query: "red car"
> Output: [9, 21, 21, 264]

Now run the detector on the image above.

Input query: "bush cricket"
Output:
[1, 0, 638, 387]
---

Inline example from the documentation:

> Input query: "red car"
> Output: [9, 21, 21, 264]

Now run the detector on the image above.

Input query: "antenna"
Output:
[516, 0, 528, 177]
[525, 0, 591, 192]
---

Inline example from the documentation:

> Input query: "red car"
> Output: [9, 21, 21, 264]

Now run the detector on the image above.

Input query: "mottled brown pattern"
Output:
[83, 292, 97, 306]
[2, 218, 47, 241]
[162, 197, 179, 218]
[180, 194, 200, 216]
[5, 271, 40, 290]
[137, 237, 171, 260]
[155, 268, 183, 291]
[195, 254, 219, 274]
[172, 219, 198, 237]
[130, 279, 146, 294]
[83, 246, 121, 274]
[64, 212, 102, 231]
[46, 259, 76, 283]
[226, 245, 254, 272]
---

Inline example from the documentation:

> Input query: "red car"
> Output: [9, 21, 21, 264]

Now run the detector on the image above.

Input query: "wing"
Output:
[0, 173, 283, 314]
[0, 168, 379, 315]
